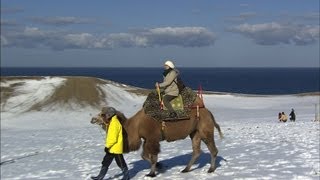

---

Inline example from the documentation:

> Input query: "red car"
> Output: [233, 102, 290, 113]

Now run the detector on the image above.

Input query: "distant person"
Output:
[278, 112, 282, 122]
[280, 112, 288, 122]
[289, 108, 296, 122]
[91, 107, 130, 180]
[155, 60, 180, 118]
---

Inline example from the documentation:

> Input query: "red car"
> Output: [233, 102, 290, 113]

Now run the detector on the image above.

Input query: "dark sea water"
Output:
[1, 67, 319, 95]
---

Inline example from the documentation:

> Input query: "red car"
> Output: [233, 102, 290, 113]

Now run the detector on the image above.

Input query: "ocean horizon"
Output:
[1, 67, 319, 95]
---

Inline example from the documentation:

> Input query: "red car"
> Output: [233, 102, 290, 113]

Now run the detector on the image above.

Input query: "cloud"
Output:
[240, 4, 249, 7]
[1, 35, 9, 46]
[225, 12, 257, 23]
[143, 27, 215, 47]
[0, 19, 19, 27]
[30, 16, 94, 26]
[228, 22, 320, 45]
[1, 7, 24, 14]
[301, 12, 320, 22]
[1, 26, 216, 50]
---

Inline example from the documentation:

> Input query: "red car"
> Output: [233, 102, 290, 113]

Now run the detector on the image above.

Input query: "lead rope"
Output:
[98, 120, 109, 140]
[92, 114, 109, 140]
[97, 126, 105, 140]
[161, 121, 166, 140]
[196, 84, 203, 120]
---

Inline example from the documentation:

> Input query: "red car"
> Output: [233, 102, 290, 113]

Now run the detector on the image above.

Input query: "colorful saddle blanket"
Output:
[163, 94, 184, 111]
[143, 87, 197, 121]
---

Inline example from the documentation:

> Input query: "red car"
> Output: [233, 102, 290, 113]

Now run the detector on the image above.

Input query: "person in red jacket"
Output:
[91, 107, 129, 180]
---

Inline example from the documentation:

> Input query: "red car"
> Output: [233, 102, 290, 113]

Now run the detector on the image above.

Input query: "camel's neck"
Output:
[122, 110, 143, 152]
[123, 116, 136, 135]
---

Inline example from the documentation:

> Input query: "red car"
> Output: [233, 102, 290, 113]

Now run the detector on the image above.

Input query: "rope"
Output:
[97, 126, 106, 140]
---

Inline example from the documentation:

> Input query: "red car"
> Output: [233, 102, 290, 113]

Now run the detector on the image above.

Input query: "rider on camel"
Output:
[156, 60, 180, 118]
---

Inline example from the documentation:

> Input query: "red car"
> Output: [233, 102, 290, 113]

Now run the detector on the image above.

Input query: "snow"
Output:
[1, 77, 319, 180]
[1, 77, 65, 114]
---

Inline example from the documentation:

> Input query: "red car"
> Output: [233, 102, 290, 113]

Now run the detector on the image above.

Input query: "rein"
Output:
[92, 115, 110, 139]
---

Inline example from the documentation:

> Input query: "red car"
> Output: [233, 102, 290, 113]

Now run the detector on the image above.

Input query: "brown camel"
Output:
[91, 98, 223, 177]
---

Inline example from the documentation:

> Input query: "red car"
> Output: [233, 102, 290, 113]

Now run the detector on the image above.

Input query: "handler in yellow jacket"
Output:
[91, 107, 130, 180]
[106, 114, 124, 154]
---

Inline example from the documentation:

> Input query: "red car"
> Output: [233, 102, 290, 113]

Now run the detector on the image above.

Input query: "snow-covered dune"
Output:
[1, 76, 319, 180]
[1, 76, 145, 130]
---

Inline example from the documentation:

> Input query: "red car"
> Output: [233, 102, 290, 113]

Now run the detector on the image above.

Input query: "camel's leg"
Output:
[203, 135, 218, 173]
[141, 140, 160, 177]
[146, 154, 158, 177]
[141, 141, 150, 162]
[182, 131, 202, 173]
[142, 150, 161, 167]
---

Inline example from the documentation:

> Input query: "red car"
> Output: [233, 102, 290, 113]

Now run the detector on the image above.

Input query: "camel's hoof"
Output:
[207, 167, 216, 173]
[181, 168, 189, 173]
[146, 173, 156, 177]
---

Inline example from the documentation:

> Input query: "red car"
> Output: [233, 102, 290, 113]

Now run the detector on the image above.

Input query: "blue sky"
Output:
[1, 0, 319, 67]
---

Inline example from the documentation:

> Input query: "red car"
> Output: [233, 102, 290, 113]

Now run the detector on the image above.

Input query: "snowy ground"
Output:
[1, 77, 319, 180]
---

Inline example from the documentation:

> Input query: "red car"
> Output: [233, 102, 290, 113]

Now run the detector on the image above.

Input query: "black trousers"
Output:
[102, 148, 128, 170]
[163, 95, 177, 112]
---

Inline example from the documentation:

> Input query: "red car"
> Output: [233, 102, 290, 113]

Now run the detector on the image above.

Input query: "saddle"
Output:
[143, 87, 197, 121]
[163, 94, 184, 111]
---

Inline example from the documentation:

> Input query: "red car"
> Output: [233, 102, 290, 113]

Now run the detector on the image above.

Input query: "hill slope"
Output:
[1, 76, 147, 113]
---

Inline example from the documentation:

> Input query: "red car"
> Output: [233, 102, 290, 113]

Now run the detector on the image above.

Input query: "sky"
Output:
[1, 0, 319, 67]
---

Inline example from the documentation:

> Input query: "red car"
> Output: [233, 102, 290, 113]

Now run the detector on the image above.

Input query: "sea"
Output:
[1, 67, 319, 95]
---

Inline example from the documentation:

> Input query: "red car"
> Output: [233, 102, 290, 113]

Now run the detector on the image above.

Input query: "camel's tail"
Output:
[209, 111, 223, 139]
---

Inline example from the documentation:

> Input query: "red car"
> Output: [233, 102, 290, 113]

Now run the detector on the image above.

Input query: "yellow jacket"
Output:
[105, 115, 123, 154]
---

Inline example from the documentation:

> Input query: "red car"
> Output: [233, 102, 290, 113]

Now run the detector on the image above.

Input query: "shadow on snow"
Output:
[128, 153, 226, 178]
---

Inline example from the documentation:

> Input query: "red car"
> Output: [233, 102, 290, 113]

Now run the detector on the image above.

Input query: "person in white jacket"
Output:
[156, 60, 179, 118]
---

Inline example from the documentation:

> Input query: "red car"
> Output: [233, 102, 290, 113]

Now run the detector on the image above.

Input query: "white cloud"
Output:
[228, 22, 320, 45]
[0, 19, 19, 27]
[24, 27, 45, 36]
[301, 12, 320, 21]
[1, 35, 8, 46]
[147, 27, 216, 47]
[1, 26, 216, 50]
[1, 7, 24, 14]
[225, 12, 257, 23]
[30, 16, 94, 26]
[64, 33, 95, 48]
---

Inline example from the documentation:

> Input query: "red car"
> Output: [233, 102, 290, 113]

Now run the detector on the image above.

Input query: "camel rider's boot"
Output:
[91, 166, 108, 180]
[122, 167, 130, 180]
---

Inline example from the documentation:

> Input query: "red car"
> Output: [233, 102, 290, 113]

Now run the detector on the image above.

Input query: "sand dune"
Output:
[1, 76, 149, 113]
[2, 76, 318, 113]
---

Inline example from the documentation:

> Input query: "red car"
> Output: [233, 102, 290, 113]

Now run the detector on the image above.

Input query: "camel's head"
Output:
[90, 113, 103, 125]
[91, 107, 118, 130]
[91, 113, 108, 130]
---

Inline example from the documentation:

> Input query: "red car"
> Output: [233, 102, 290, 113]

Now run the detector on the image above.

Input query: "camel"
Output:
[91, 97, 223, 177]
